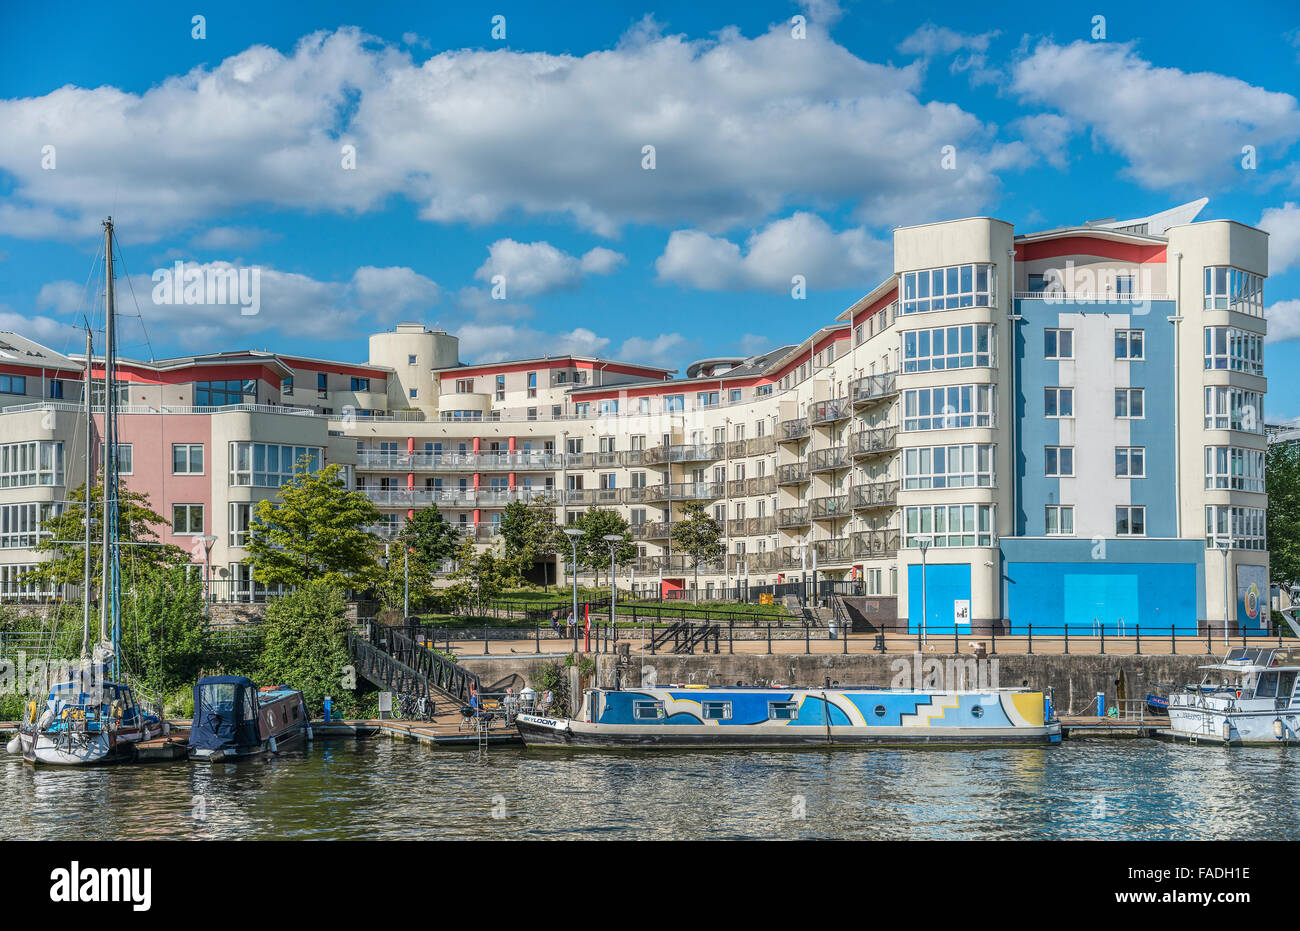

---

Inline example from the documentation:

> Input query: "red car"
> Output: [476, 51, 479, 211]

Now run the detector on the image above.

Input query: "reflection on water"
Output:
[2, 739, 1297, 840]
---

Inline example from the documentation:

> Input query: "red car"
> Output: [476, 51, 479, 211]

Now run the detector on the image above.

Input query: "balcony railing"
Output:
[851, 426, 898, 458]
[809, 446, 849, 472]
[356, 451, 565, 472]
[810, 494, 850, 520]
[778, 417, 809, 442]
[851, 528, 901, 558]
[810, 397, 851, 424]
[630, 521, 671, 540]
[850, 481, 899, 510]
[727, 515, 776, 537]
[644, 482, 725, 503]
[851, 373, 898, 405]
[746, 435, 777, 456]
[727, 475, 777, 498]
[776, 463, 809, 485]
[777, 506, 810, 528]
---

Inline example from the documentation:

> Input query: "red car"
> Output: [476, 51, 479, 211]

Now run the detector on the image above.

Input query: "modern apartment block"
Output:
[0, 200, 1271, 634]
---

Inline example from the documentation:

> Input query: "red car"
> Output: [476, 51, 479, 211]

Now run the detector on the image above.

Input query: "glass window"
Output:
[1045, 446, 1073, 476]
[1045, 387, 1073, 418]
[1115, 447, 1145, 478]
[1116, 506, 1145, 536]
[768, 701, 798, 720]
[1045, 505, 1074, 535]
[701, 701, 732, 720]
[172, 504, 204, 535]
[1044, 329, 1073, 359]
[900, 263, 996, 314]
[1115, 330, 1144, 360]
[172, 444, 204, 474]
[633, 701, 666, 721]
[1115, 388, 1144, 419]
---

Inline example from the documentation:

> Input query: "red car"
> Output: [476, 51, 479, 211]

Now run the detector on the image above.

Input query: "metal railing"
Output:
[850, 373, 897, 404]
[851, 480, 899, 510]
[809, 446, 849, 472]
[810, 398, 851, 424]
[777, 505, 810, 527]
[779, 417, 809, 441]
[809, 494, 849, 520]
[851, 426, 898, 458]
[777, 462, 809, 485]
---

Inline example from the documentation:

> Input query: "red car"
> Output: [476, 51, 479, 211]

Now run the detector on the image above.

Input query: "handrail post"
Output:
[1135, 623, 1141, 655]
[1100, 625, 1105, 655]
[729, 620, 734, 655]
[804, 622, 810, 655]
[1064, 623, 1069, 655]
[535, 623, 540, 654]
[1027, 624, 1033, 655]
[650, 622, 656, 655]
[767, 623, 772, 655]
[1171, 624, 1176, 655]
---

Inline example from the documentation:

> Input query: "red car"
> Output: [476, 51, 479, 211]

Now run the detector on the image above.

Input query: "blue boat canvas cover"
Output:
[189, 676, 260, 751]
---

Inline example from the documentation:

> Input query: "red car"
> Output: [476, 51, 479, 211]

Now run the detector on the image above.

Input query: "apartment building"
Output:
[0, 200, 1271, 634]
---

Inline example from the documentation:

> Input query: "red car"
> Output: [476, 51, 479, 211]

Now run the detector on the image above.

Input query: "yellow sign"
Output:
[759, 593, 774, 605]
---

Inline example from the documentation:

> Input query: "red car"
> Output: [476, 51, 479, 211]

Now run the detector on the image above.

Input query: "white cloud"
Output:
[1267, 299, 1300, 344]
[0, 23, 1019, 241]
[1011, 40, 1300, 191]
[190, 226, 277, 251]
[473, 240, 625, 298]
[1260, 202, 1300, 275]
[619, 332, 691, 368]
[0, 307, 82, 346]
[655, 212, 890, 292]
[454, 323, 610, 363]
[898, 24, 1002, 86]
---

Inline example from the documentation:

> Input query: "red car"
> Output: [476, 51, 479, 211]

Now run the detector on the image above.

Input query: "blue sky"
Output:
[1, 0, 1298, 412]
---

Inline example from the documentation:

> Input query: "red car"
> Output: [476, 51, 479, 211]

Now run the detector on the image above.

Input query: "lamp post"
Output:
[1216, 535, 1231, 646]
[564, 527, 583, 632]
[603, 533, 622, 641]
[200, 535, 217, 617]
[917, 536, 931, 648]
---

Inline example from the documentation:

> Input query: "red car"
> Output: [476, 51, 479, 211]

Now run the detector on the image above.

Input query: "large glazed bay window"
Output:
[902, 385, 995, 431]
[196, 379, 257, 407]
[901, 264, 996, 315]
[0, 441, 64, 488]
[902, 324, 994, 372]
[903, 444, 996, 489]
[229, 442, 322, 487]
[904, 504, 995, 548]
[1204, 266, 1263, 316]
[1204, 387, 1264, 432]
[1204, 327, 1264, 374]
[1205, 505, 1266, 550]
[1205, 446, 1265, 492]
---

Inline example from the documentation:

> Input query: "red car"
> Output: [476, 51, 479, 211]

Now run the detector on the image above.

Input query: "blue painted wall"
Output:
[1123, 300, 1178, 537]
[906, 562, 971, 633]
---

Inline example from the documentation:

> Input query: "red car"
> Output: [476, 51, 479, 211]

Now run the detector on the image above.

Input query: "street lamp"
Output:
[199, 535, 217, 616]
[917, 535, 932, 648]
[1216, 535, 1231, 646]
[603, 533, 623, 641]
[564, 527, 584, 633]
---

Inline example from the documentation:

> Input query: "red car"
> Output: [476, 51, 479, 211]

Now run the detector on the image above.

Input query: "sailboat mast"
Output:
[81, 324, 93, 658]
[99, 218, 114, 652]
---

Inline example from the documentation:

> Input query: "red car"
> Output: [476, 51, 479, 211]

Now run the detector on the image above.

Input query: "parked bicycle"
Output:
[394, 693, 435, 721]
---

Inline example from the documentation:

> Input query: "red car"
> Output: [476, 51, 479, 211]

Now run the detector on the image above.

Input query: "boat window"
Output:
[873, 705, 886, 717]
[768, 701, 798, 720]
[1255, 672, 1278, 699]
[701, 701, 732, 721]
[1279, 672, 1298, 701]
[633, 701, 665, 721]
[971, 705, 985, 718]
[200, 682, 237, 714]
[242, 687, 257, 722]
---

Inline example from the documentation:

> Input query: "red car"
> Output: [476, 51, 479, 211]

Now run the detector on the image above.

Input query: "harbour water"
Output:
[2, 739, 1298, 840]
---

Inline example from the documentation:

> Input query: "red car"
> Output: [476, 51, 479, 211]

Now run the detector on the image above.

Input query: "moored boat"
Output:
[188, 676, 312, 761]
[13, 665, 167, 765]
[516, 685, 1060, 748]
[1166, 648, 1300, 745]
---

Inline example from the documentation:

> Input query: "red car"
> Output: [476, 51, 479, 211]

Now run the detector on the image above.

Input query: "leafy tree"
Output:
[670, 501, 725, 599]
[246, 459, 381, 589]
[120, 569, 210, 699]
[1268, 442, 1300, 588]
[573, 507, 635, 588]
[443, 538, 513, 616]
[258, 580, 355, 716]
[398, 504, 460, 569]
[500, 496, 560, 587]
[374, 542, 436, 617]
[25, 473, 189, 593]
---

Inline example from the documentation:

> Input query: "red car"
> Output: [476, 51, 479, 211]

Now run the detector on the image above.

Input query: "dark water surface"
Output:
[2, 738, 1296, 840]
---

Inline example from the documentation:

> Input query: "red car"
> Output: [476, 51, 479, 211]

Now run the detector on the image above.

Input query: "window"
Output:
[495, 375, 505, 401]
[902, 385, 995, 431]
[100, 443, 132, 475]
[1204, 387, 1264, 432]
[1115, 447, 1145, 478]
[195, 379, 255, 407]
[701, 701, 732, 720]
[317, 373, 328, 396]
[172, 444, 204, 474]
[1115, 330, 1144, 360]
[1044, 446, 1074, 476]
[281, 377, 293, 396]
[902, 324, 995, 372]
[729, 389, 742, 403]
[1115, 388, 1144, 419]
[697, 391, 719, 408]
[900, 263, 996, 314]
[1045, 505, 1074, 536]
[1115, 275, 1134, 297]
[48, 380, 64, 399]
[0, 502, 56, 549]
[1205, 505, 1266, 550]
[350, 377, 370, 392]
[172, 504, 204, 535]
[1203, 327, 1263, 375]
[1115, 505, 1145, 536]
[598, 399, 618, 415]
[904, 504, 995, 548]
[409, 388, 418, 400]
[229, 502, 251, 547]
[768, 701, 798, 720]
[229, 442, 322, 487]
[1044, 329, 1073, 360]
[407, 354, 417, 366]
[527, 371, 537, 398]
[1044, 387, 1073, 418]
[0, 441, 64, 488]
[455, 378, 474, 393]
[0, 375, 27, 395]
[633, 701, 666, 720]
[664, 394, 684, 412]
[902, 445, 996, 489]
[1204, 266, 1263, 316]
[1205, 447, 1265, 492]
[756, 384, 773, 397]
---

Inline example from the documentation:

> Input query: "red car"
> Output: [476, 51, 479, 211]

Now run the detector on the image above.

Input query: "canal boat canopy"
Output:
[189, 676, 261, 753]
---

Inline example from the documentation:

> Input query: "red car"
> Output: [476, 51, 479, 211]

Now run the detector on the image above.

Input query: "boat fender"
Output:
[305, 725, 314, 741]
[38, 709, 54, 730]
[1275, 719, 1285, 740]
[161, 720, 170, 737]
[5, 735, 20, 755]
[1222, 720, 1232, 742]
[267, 735, 278, 754]
[27, 700, 36, 724]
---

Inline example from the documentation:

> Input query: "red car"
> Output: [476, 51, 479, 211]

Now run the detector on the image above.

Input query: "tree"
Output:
[245, 459, 381, 589]
[443, 538, 513, 617]
[373, 543, 436, 617]
[499, 496, 560, 587]
[119, 569, 210, 700]
[573, 507, 636, 587]
[398, 504, 461, 570]
[671, 501, 725, 600]
[1267, 442, 1300, 588]
[25, 473, 189, 593]
[258, 580, 354, 716]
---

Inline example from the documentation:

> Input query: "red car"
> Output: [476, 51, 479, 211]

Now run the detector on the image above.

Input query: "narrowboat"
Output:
[188, 676, 312, 761]
[515, 685, 1060, 748]
[1166, 648, 1300, 745]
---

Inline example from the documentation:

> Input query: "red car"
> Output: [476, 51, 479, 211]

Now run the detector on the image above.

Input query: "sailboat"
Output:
[7, 218, 167, 765]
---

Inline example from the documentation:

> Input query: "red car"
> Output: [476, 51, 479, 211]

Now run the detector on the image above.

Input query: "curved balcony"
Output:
[777, 506, 810, 528]
[728, 475, 777, 497]
[630, 520, 671, 540]
[809, 446, 849, 472]
[778, 417, 809, 442]
[746, 435, 777, 456]
[728, 515, 777, 537]
[851, 528, 900, 558]
[850, 481, 899, 510]
[851, 427, 898, 459]
[357, 450, 567, 472]
[851, 373, 898, 406]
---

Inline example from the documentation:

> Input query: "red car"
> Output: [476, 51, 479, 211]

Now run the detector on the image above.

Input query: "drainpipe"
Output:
[1170, 251, 1183, 539]
[1006, 248, 1019, 629]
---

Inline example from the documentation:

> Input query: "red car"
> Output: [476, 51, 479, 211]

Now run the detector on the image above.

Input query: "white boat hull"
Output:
[1167, 702, 1300, 745]
[15, 723, 161, 765]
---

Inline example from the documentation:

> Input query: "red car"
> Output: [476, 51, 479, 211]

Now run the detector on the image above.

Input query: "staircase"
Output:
[348, 620, 480, 706]
[650, 621, 721, 654]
